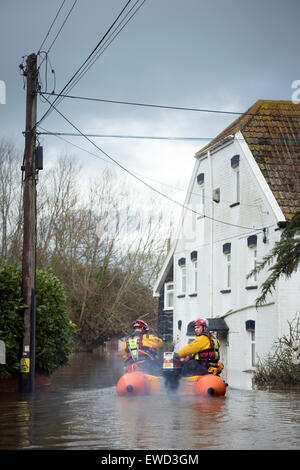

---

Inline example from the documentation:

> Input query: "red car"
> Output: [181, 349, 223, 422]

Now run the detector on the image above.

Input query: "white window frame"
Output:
[247, 246, 258, 286]
[191, 259, 198, 293]
[164, 282, 174, 310]
[250, 330, 256, 367]
[226, 253, 231, 289]
[181, 266, 187, 293]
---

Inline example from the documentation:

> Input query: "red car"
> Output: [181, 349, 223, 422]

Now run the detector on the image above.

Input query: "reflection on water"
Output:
[116, 393, 227, 450]
[0, 352, 299, 450]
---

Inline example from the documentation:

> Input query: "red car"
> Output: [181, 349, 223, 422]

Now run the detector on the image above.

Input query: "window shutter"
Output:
[247, 235, 257, 248]
[231, 155, 240, 168]
[197, 173, 204, 185]
[223, 243, 231, 254]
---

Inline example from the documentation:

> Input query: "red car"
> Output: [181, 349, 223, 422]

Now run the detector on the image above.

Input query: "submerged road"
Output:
[0, 352, 299, 450]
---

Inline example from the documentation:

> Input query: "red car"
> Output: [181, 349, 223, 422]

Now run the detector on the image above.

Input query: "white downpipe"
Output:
[208, 149, 214, 318]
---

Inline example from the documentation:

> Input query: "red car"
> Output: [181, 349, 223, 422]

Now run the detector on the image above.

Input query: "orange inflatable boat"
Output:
[117, 353, 227, 397]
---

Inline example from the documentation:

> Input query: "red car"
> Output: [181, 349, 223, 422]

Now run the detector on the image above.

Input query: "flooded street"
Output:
[0, 352, 299, 450]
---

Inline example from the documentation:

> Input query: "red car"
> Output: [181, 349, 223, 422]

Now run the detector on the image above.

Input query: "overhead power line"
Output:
[38, 91, 300, 119]
[37, 0, 67, 53]
[39, 95, 269, 232]
[36, 0, 146, 128]
[37, 0, 78, 72]
[38, 125, 268, 209]
[37, 130, 300, 144]
[43, 0, 78, 56]
[37, 131, 220, 141]
[57, 0, 147, 101]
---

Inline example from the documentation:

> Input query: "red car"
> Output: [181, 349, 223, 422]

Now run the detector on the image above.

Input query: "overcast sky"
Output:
[1, 0, 300, 216]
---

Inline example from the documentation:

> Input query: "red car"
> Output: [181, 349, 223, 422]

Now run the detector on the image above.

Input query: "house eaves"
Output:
[195, 100, 300, 221]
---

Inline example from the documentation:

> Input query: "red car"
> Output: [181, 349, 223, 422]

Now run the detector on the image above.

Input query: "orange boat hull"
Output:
[116, 371, 159, 396]
[117, 371, 226, 397]
[183, 374, 226, 396]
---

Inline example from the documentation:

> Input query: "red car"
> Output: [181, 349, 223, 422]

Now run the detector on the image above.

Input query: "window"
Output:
[226, 254, 231, 289]
[246, 320, 256, 367]
[178, 258, 187, 294]
[197, 173, 205, 216]
[222, 243, 231, 291]
[164, 282, 174, 309]
[253, 248, 258, 282]
[192, 260, 198, 292]
[230, 155, 240, 205]
[190, 251, 198, 294]
[247, 235, 258, 286]
[250, 331, 256, 366]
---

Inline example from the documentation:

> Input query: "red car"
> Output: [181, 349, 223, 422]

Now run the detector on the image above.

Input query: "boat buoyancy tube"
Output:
[194, 374, 226, 396]
[117, 371, 159, 396]
[116, 371, 226, 397]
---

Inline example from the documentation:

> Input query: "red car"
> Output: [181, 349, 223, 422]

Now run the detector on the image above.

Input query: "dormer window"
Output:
[230, 155, 240, 206]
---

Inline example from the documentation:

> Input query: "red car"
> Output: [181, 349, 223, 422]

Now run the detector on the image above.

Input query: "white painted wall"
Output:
[170, 135, 300, 389]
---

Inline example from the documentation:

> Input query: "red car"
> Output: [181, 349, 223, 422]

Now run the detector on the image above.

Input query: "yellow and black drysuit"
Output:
[177, 332, 223, 376]
[122, 332, 163, 374]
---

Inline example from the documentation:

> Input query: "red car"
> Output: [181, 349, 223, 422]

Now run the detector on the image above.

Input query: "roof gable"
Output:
[196, 100, 300, 220]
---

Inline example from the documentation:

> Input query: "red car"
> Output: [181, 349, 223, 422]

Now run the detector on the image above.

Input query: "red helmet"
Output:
[132, 319, 149, 331]
[192, 318, 208, 330]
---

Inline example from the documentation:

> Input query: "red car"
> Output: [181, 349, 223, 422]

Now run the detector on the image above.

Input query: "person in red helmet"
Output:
[122, 319, 163, 374]
[174, 318, 224, 376]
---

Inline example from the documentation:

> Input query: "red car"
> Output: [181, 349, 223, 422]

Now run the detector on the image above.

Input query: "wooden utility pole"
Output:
[20, 53, 38, 393]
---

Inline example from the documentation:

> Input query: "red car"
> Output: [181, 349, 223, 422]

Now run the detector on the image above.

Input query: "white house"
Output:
[153, 99, 300, 389]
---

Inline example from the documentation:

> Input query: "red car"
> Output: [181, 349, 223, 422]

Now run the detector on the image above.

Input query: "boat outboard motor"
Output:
[162, 352, 182, 392]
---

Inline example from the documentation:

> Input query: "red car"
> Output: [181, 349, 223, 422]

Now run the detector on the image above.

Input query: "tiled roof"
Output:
[196, 100, 300, 220]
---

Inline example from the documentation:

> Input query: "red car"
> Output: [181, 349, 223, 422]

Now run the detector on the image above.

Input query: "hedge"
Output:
[0, 262, 76, 379]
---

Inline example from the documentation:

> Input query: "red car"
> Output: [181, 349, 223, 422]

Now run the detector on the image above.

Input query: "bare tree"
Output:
[0, 140, 176, 350]
[0, 139, 23, 260]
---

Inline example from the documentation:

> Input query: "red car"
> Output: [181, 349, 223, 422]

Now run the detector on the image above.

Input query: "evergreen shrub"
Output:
[0, 262, 76, 379]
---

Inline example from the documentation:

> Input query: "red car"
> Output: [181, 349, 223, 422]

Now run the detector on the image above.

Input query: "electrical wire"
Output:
[37, 131, 225, 141]
[38, 91, 300, 119]
[38, 125, 268, 209]
[38, 95, 269, 232]
[56, 0, 147, 104]
[37, 0, 67, 54]
[35, 0, 142, 128]
[44, 0, 78, 56]
[37, 0, 78, 72]
[39, 0, 146, 125]
[36, 130, 300, 144]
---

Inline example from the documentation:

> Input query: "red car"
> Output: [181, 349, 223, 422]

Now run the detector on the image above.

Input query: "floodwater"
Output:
[0, 352, 299, 451]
